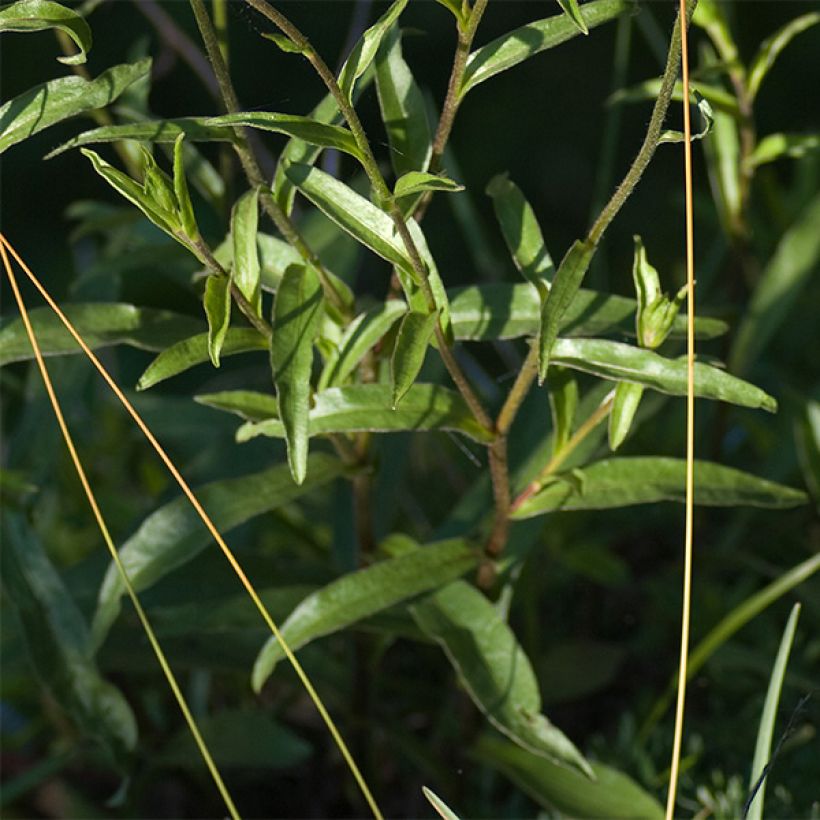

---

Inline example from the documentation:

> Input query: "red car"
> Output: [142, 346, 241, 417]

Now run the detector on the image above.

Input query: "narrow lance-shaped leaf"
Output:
[556, 0, 588, 34]
[610, 78, 740, 118]
[2, 516, 137, 762]
[608, 382, 644, 451]
[173, 134, 198, 240]
[410, 581, 592, 777]
[658, 91, 714, 144]
[550, 337, 777, 412]
[271, 264, 326, 484]
[539, 240, 595, 382]
[395, 172, 463, 199]
[375, 25, 433, 177]
[204, 274, 231, 367]
[0, 303, 204, 366]
[473, 734, 664, 819]
[0, 58, 150, 153]
[547, 367, 578, 453]
[91, 455, 345, 646]
[702, 100, 742, 236]
[391, 309, 438, 408]
[461, 0, 632, 97]
[747, 12, 820, 101]
[231, 187, 261, 315]
[692, 0, 738, 67]
[0, 0, 91, 64]
[205, 112, 363, 161]
[252, 538, 478, 690]
[422, 787, 462, 820]
[746, 133, 820, 169]
[338, 0, 409, 103]
[234, 384, 494, 444]
[512, 457, 807, 519]
[318, 300, 407, 390]
[45, 117, 239, 159]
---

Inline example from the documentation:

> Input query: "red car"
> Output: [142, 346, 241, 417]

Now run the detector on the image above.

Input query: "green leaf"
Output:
[473, 734, 663, 819]
[137, 329, 267, 390]
[422, 786, 462, 820]
[632, 235, 687, 349]
[794, 400, 820, 505]
[550, 337, 776, 411]
[486, 174, 554, 299]
[231, 187, 261, 315]
[410, 581, 591, 776]
[173, 134, 198, 240]
[556, 0, 588, 35]
[730, 193, 820, 374]
[252, 538, 478, 690]
[539, 240, 595, 382]
[203, 274, 231, 367]
[91, 455, 345, 647]
[748, 12, 820, 100]
[702, 101, 742, 237]
[338, 0, 408, 103]
[747, 603, 801, 820]
[0, 303, 203, 366]
[746, 132, 820, 168]
[547, 367, 578, 453]
[448, 283, 727, 342]
[260, 31, 306, 54]
[658, 91, 714, 144]
[461, 0, 632, 97]
[512, 457, 807, 519]
[46, 117, 239, 159]
[0, 0, 91, 64]
[375, 25, 433, 177]
[236, 384, 494, 444]
[610, 78, 740, 118]
[608, 382, 643, 451]
[271, 264, 326, 484]
[195, 390, 279, 422]
[391, 309, 438, 408]
[205, 112, 362, 161]
[0, 58, 150, 153]
[692, 0, 738, 67]
[432, 0, 467, 28]
[318, 300, 407, 390]
[395, 171, 463, 199]
[2, 516, 137, 762]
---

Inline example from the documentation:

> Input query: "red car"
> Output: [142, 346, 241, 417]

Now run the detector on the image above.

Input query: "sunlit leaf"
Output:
[395, 171, 463, 199]
[173, 134, 198, 240]
[608, 382, 643, 451]
[203, 274, 231, 367]
[0, 0, 91, 64]
[252, 538, 478, 690]
[391, 309, 438, 407]
[422, 786, 463, 820]
[556, 0, 588, 35]
[231, 187, 261, 315]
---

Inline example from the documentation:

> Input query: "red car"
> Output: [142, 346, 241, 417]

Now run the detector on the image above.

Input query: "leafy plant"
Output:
[1, 0, 817, 817]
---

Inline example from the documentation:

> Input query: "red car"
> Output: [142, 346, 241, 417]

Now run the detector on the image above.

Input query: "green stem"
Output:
[587, 0, 699, 247]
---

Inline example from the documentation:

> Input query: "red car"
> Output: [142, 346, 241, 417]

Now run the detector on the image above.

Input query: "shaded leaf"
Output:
[252, 538, 478, 690]
[271, 264, 325, 484]
[0, 58, 150, 153]
[318, 300, 407, 390]
[410, 581, 591, 776]
[1, 516, 137, 762]
[91, 455, 345, 646]
[610, 77, 739, 118]
[338, 0, 408, 103]
[547, 367, 578, 453]
[461, 0, 632, 96]
[448, 282, 727, 342]
[747, 132, 820, 168]
[231, 187, 261, 315]
[203, 274, 231, 367]
[395, 171, 463, 199]
[730, 193, 820, 374]
[391, 309, 438, 407]
[0, 303, 203, 366]
[692, 0, 738, 67]
[539, 240, 595, 381]
[702, 101, 742, 236]
[0, 0, 91, 64]
[196, 390, 279, 422]
[473, 734, 663, 819]
[608, 382, 644, 451]
[236, 384, 494, 444]
[556, 0, 588, 35]
[173, 134, 198, 240]
[205, 112, 362, 161]
[375, 25, 433, 177]
[794, 400, 820, 505]
[748, 12, 820, 100]
[137, 329, 267, 390]
[512, 457, 807, 518]
[658, 91, 714, 144]
[46, 117, 239, 159]
[550, 337, 776, 411]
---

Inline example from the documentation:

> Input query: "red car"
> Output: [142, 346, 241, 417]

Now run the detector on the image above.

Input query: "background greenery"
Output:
[1, 1, 818, 818]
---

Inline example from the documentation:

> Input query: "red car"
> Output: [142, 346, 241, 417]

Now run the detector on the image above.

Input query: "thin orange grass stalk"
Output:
[666, 0, 696, 817]
[0, 233, 384, 820]
[0, 240, 241, 820]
